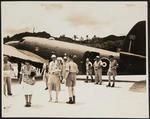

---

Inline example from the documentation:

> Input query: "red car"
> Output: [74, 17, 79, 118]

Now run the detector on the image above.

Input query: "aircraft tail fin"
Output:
[122, 21, 146, 56]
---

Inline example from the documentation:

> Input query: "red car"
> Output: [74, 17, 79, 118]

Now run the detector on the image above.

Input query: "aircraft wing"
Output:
[120, 51, 146, 59]
[3, 44, 46, 63]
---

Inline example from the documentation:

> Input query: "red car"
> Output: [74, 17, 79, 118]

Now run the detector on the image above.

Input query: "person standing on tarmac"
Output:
[93, 55, 103, 85]
[85, 58, 94, 83]
[62, 56, 68, 84]
[106, 55, 119, 87]
[41, 60, 49, 90]
[63, 55, 79, 104]
[3, 56, 14, 96]
[48, 54, 61, 103]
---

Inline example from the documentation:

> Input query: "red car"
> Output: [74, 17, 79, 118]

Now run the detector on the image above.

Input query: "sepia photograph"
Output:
[1, 1, 149, 118]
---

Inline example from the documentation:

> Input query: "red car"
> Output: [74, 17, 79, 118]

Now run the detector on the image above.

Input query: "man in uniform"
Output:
[85, 58, 94, 83]
[93, 55, 103, 85]
[48, 54, 61, 103]
[106, 55, 119, 87]
[3, 56, 14, 96]
[63, 55, 79, 104]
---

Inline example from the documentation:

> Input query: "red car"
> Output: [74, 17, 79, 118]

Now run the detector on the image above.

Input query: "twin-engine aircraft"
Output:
[4, 21, 146, 75]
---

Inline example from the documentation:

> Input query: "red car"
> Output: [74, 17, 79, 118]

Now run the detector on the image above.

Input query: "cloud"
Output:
[66, 11, 112, 30]
[66, 13, 99, 28]
[40, 3, 63, 10]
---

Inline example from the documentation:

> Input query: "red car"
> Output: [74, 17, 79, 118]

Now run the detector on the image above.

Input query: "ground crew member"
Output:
[48, 54, 61, 103]
[93, 55, 103, 85]
[3, 56, 13, 96]
[106, 55, 119, 87]
[85, 58, 94, 83]
[63, 55, 79, 104]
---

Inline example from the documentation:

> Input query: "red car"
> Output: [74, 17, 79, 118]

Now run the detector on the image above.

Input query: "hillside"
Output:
[3, 32, 125, 52]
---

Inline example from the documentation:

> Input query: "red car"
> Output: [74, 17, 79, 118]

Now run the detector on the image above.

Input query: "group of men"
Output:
[42, 54, 79, 104]
[3, 53, 118, 107]
[85, 55, 118, 87]
[42, 53, 118, 104]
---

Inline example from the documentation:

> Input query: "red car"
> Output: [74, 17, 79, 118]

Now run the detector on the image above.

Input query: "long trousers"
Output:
[94, 69, 102, 83]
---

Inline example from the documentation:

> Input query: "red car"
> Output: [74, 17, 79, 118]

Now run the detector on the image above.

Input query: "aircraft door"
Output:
[82, 51, 99, 74]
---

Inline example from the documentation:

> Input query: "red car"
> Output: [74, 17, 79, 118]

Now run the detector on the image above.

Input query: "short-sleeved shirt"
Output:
[66, 61, 78, 73]
[94, 60, 102, 70]
[22, 65, 35, 79]
[86, 61, 92, 71]
[4, 62, 12, 71]
[108, 59, 118, 71]
[3, 62, 13, 77]
[48, 60, 60, 74]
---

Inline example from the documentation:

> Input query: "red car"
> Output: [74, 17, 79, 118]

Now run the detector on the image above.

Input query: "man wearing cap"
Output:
[63, 55, 79, 104]
[48, 54, 61, 103]
[93, 55, 103, 85]
[106, 55, 118, 87]
[85, 58, 94, 83]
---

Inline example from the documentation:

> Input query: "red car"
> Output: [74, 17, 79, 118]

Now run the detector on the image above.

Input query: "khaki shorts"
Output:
[107, 70, 117, 76]
[48, 74, 61, 91]
[66, 73, 76, 87]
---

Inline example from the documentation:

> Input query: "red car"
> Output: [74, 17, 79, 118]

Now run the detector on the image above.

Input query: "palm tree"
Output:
[86, 35, 89, 40]
[73, 35, 78, 41]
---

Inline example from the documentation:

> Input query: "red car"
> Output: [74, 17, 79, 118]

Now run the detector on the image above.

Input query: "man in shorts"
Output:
[93, 55, 103, 85]
[106, 55, 119, 87]
[63, 55, 79, 104]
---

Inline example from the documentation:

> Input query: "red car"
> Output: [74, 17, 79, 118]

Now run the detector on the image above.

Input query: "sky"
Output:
[2, 1, 147, 39]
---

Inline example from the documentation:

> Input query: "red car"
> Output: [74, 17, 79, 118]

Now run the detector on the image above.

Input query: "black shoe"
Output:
[98, 82, 102, 85]
[45, 87, 48, 90]
[111, 83, 115, 87]
[25, 102, 31, 107]
[8, 93, 12, 96]
[27, 102, 31, 107]
[85, 80, 88, 83]
[66, 97, 73, 104]
[95, 82, 98, 84]
[106, 83, 111, 87]
[25, 104, 30, 107]
[91, 79, 94, 82]
[28, 104, 31, 107]
[72, 96, 75, 104]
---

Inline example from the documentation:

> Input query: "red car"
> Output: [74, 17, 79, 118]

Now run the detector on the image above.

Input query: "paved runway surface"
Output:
[2, 76, 149, 118]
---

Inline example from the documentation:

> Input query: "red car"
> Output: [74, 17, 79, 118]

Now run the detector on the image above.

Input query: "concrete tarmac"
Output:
[2, 75, 149, 118]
